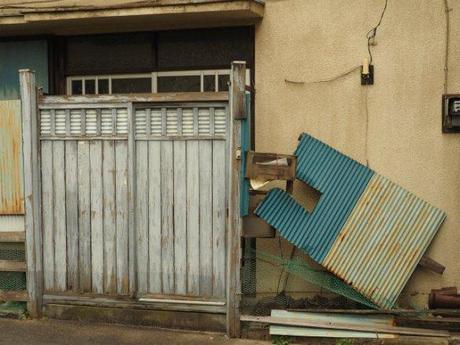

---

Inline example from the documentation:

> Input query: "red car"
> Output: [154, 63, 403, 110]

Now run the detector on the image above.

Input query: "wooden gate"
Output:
[20, 62, 246, 336]
[36, 100, 229, 300]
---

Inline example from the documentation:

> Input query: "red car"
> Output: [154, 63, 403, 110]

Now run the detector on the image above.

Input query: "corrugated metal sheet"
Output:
[256, 133, 373, 262]
[256, 132, 446, 309]
[324, 174, 446, 309]
[0, 40, 48, 100]
[0, 215, 24, 231]
[270, 310, 396, 339]
[0, 100, 24, 214]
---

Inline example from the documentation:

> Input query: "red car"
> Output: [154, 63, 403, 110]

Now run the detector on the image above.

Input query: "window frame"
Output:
[66, 69, 251, 95]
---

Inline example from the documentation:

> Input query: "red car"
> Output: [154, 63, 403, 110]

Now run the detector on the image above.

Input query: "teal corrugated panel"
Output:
[256, 133, 374, 262]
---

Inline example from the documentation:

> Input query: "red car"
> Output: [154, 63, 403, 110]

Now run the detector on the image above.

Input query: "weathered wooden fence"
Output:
[20, 62, 246, 336]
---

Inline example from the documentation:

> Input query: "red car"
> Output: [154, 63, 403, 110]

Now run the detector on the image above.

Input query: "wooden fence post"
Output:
[227, 61, 246, 337]
[19, 69, 43, 317]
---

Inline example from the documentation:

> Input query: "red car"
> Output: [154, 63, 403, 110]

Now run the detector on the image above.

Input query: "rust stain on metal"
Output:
[0, 100, 24, 214]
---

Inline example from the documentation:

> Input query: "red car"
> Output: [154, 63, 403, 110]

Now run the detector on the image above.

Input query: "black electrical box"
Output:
[442, 95, 460, 133]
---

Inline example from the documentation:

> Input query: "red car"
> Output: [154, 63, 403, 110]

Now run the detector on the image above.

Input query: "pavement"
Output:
[0, 318, 455, 345]
[0, 318, 270, 345]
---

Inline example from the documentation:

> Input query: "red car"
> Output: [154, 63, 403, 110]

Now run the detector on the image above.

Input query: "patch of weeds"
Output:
[272, 335, 291, 345]
[336, 339, 354, 345]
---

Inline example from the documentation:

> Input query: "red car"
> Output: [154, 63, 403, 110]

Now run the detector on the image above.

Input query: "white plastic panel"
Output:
[182, 108, 194, 136]
[134, 105, 227, 139]
[198, 108, 211, 136]
[55, 110, 67, 135]
[101, 109, 113, 135]
[116, 109, 128, 135]
[135, 109, 147, 136]
[85, 109, 98, 135]
[166, 109, 178, 136]
[70, 109, 82, 135]
[214, 108, 227, 136]
[40, 110, 52, 135]
[150, 109, 162, 136]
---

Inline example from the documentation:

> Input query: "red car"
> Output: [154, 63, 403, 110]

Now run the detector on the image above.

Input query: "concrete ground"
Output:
[0, 319, 270, 345]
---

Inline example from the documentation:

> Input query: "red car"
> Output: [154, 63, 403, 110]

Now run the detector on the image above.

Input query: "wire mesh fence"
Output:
[0, 243, 26, 300]
[0, 243, 25, 261]
[241, 238, 375, 316]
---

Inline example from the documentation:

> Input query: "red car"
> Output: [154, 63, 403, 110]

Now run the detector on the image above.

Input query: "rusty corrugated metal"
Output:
[256, 132, 446, 309]
[324, 174, 446, 309]
[0, 100, 24, 214]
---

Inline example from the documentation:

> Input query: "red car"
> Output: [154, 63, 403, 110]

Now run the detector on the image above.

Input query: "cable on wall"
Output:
[366, 0, 388, 63]
[285, 66, 361, 85]
[363, 87, 370, 167]
[444, 0, 451, 94]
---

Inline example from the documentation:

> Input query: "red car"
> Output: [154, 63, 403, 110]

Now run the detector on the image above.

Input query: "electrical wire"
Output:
[363, 86, 370, 167]
[366, 0, 388, 63]
[285, 65, 360, 85]
[444, 0, 451, 94]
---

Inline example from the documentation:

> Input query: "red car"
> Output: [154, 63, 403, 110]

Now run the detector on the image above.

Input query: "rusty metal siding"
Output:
[0, 100, 24, 214]
[324, 174, 446, 309]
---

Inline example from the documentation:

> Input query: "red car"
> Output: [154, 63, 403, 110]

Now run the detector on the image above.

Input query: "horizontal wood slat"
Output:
[40, 92, 229, 105]
[0, 290, 28, 302]
[0, 232, 25, 242]
[43, 294, 226, 314]
[0, 260, 26, 272]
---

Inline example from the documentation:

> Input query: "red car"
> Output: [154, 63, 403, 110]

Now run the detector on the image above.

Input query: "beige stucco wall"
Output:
[254, 0, 460, 308]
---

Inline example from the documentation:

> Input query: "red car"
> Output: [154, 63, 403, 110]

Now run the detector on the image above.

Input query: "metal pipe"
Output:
[429, 293, 460, 309]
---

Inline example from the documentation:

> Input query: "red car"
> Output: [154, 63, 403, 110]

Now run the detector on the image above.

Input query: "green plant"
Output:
[336, 339, 354, 345]
[272, 335, 291, 345]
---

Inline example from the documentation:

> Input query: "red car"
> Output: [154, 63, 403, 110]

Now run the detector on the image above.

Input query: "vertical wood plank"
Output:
[77, 141, 92, 292]
[199, 141, 213, 297]
[173, 141, 187, 295]
[115, 141, 129, 295]
[41, 141, 54, 291]
[227, 61, 246, 337]
[136, 140, 149, 294]
[90, 141, 104, 294]
[127, 105, 137, 296]
[65, 141, 79, 292]
[148, 141, 162, 293]
[53, 140, 67, 291]
[20, 70, 43, 317]
[103, 140, 117, 294]
[161, 141, 174, 294]
[213, 140, 227, 298]
[186, 141, 200, 295]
